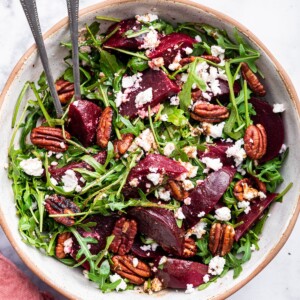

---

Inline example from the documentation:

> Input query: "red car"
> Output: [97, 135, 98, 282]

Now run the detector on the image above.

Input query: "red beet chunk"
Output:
[130, 240, 165, 260]
[103, 19, 142, 50]
[49, 151, 106, 184]
[155, 257, 208, 289]
[128, 207, 185, 256]
[147, 33, 196, 65]
[198, 142, 234, 166]
[249, 98, 284, 163]
[67, 100, 102, 147]
[183, 166, 236, 228]
[235, 193, 277, 241]
[119, 69, 180, 118]
[214, 79, 240, 102]
[70, 214, 119, 269]
[123, 154, 187, 198]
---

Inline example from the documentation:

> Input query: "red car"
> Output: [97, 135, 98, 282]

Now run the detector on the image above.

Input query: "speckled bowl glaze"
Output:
[0, 1, 299, 299]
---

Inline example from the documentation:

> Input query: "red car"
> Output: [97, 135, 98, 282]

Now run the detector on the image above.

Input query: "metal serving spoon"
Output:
[20, 0, 64, 118]
[66, 0, 81, 100]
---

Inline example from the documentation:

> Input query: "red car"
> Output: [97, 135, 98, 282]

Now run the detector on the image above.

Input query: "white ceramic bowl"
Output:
[0, 1, 299, 299]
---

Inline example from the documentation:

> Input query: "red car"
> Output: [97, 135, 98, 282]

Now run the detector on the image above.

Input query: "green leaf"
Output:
[128, 56, 149, 72]
[63, 68, 74, 83]
[162, 104, 188, 127]
[99, 50, 122, 78]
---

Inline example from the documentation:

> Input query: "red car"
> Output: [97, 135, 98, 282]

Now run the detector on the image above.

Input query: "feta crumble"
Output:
[195, 35, 202, 42]
[226, 139, 246, 166]
[140, 28, 160, 49]
[208, 256, 226, 275]
[238, 201, 251, 214]
[214, 207, 231, 221]
[273, 103, 286, 113]
[163, 142, 176, 156]
[185, 284, 195, 294]
[135, 87, 153, 108]
[160, 114, 168, 121]
[184, 197, 191, 205]
[140, 245, 152, 251]
[203, 274, 210, 283]
[63, 237, 73, 254]
[50, 177, 58, 186]
[109, 274, 127, 291]
[170, 95, 180, 106]
[184, 47, 193, 55]
[168, 51, 182, 71]
[186, 221, 207, 239]
[279, 144, 287, 154]
[135, 128, 157, 152]
[182, 179, 194, 191]
[183, 146, 197, 158]
[132, 257, 139, 267]
[158, 187, 171, 201]
[136, 13, 158, 23]
[115, 91, 128, 108]
[159, 256, 168, 265]
[197, 211, 205, 218]
[20, 158, 44, 176]
[202, 122, 225, 139]
[61, 170, 78, 192]
[178, 161, 198, 178]
[175, 207, 186, 219]
[146, 173, 161, 185]
[201, 157, 223, 173]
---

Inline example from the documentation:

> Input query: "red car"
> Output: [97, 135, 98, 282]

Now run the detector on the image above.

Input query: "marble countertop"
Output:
[0, 0, 299, 299]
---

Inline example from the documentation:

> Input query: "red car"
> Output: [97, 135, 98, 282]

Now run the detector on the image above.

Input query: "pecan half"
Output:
[96, 107, 113, 148]
[56, 232, 72, 259]
[30, 126, 71, 152]
[191, 89, 205, 102]
[182, 237, 197, 258]
[241, 63, 266, 97]
[144, 278, 164, 293]
[191, 103, 229, 123]
[113, 133, 135, 159]
[55, 79, 75, 104]
[167, 180, 189, 201]
[209, 223, 235, 256]
[234, 177, 267, 201]
[180, 55, 221, 66]
[244, 124, 267, 160]
[109, 217, 137, 255]
[111, 255, 152, 285]
[44, 194, 80, 226]
[180, 56, 196, 66]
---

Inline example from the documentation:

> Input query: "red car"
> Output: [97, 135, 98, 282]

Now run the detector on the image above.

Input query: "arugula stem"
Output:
[148, 106, 162, 152]
[104, 46, 149, 60]
[12, 82, 30, 128]
[243, 80, 250, 128]
[96, 16, 121, 22]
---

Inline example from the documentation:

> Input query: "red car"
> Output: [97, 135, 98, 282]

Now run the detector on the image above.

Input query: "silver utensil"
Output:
[66, 0, 81, 100]
[20, 0, 63, 118]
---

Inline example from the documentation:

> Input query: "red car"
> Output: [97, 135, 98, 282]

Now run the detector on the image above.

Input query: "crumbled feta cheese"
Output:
[163, 142, 176, 156]
[170, 95, 180, 106]
[258, 191, 267, 199]
[63, 237, 73, 254]
[184, 197, 191, 205]
[201, 157, 223, 173]
[279, 144, 287, 154]
[140, 28, 160, 49]
[31, 202, 37, 210]
[175, 207, 186, 219]
[50, 177, 58, 186]
[186, 221, 207, 239]
[183, 146, 197, 158]
[149, 167, 158, 173]
[197, 211, 205, 218]
[136, 13, 158, 23]
[75, 185, 82, 193]
[109, 274, 127, 291]
[151, 243, 159, 251]
[160, 114, 168, 121]
[195, 35, 202, 42]
[47, 151, 53, 157]
[60, 142, 66, 149]
[226, 139, 246, 166]
[184, 47, 193, 55]
[140, 245, 152, 251]
[168, 51, 182, 71]
[185, 284, 195, 294]
[51, 161, 58, 166]
[20, 158, 44, 176]
[250, 244, 256, 251]
[115, 91, 128, 108]
[214, 207, 231, 221]
[237, 165, 246, 176]
[135, 87, 153, 108]
[132, 258, 139, 267]
[203, 274, 210, 283]
[238, 201, 251, 214]
[273, 103, 286, 113]
[149, 57, 164, 70]
[211, 45, 225, 59]
[158, 187, 171, 201]
[182, 180, 194, 191]
[56, 153, 63, 159]
[208, 256, 226, 275]
[61, 169, 78, 192]
[202, 122, 225, 139]
[135, 128, 156, 152]
[159, 256, 168, 265]
[80, 177, 86, 183]
[122, 76, 136, 89]
[181, 73, 189, 82]
[146, 173, 161, 185]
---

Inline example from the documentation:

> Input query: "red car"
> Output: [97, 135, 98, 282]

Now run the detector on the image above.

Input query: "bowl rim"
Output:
[0, 0, 299, 299]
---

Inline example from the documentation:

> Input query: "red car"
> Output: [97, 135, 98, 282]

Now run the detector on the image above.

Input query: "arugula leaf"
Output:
[162, 104, 188, 127]
[100, 50, 122, 78]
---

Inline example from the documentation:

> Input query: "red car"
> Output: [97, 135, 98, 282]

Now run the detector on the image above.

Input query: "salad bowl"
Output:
[0, 0, 299, 299]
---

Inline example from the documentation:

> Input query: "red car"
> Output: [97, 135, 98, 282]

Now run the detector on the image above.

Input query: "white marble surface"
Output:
[0, 0, 299, 299]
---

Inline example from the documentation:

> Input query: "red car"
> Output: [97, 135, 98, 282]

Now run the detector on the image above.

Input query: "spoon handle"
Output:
[66, 0, 81, 100]
[19, 0, 63, 118]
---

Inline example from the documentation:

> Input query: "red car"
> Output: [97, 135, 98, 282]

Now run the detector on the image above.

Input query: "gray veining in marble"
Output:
[0, 1, 299, 299]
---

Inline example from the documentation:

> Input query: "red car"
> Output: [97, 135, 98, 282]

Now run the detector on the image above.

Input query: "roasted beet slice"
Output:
[119, 69, 180, 118]
[123, 154, 187, 198]
[128, 207, 185, 256]
[147, 33, 196, 66]
[213, 79, 240, 102]
[67, 100, 102, 147]
[130, 240, 165, 260]
[235, 193, 277, 241]
[198, 142, 234, 166]
[154, 257, 208, 289]
[183, 166, 236, 228]
[103, 18, 143, 50]
[49, 151, 106, 183]
[70, 214, 119, 269]
[249, 98, 284, 163]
